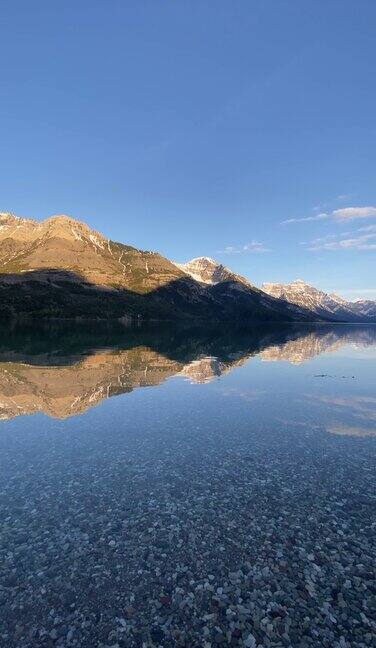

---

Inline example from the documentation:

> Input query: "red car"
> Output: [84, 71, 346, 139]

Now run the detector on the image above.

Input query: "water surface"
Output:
[1, 324, 375, 647]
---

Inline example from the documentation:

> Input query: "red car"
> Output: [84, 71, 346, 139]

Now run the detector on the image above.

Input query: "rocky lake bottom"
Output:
[0, 324, 375, 648]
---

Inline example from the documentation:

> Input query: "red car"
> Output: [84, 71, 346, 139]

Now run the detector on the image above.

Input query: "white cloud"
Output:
[306, 233, 339, 245]
[312, 194, 353, 212]
[281, 212, 328, 224]
[283, 205, 376, 225]
[219, 241, 270, 254]
[357, 224, 376, 232]
[332, 206, 376, 220]
[336, 193, 353, 201]
[305, 230, 376, 251]
[301, 223, 376, 251]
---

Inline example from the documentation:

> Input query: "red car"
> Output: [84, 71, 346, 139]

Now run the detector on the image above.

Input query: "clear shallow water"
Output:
[0, 324, 375, 647]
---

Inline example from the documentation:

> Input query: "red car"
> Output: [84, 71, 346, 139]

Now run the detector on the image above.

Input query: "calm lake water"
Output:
[1, 324, 375, 648]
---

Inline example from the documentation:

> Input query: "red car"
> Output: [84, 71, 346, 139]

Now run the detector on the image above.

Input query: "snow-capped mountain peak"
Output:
[174, 256, 253, 286]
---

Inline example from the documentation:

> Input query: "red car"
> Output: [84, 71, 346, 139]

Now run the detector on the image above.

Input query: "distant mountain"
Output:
[174, 256, 251, 287]
[174, 257, 323, 321]
[351, 299, 376, 319]
[0, 213, 318, 323]
[262, 279, 376, 322]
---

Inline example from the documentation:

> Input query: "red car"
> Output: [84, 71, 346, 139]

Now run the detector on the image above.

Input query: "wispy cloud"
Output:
[332, 206, 376, 220]
[312, 194, 354, 212]
[308, 238, 376, 251]
[283, 205, 376, 225]
[357, 224, 376, 232]
[219, 241, 271, 254]
[336, 193, 353, 201]
[299, 233, 340, 246]
[303, 225, 376, 251]
[281, 212, 328, 224]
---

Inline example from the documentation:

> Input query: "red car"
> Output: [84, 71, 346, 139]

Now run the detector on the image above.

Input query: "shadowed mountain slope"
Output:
[0, 213, 320, 322]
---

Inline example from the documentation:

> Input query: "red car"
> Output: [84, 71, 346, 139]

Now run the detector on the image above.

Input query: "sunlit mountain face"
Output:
[0, 322, 375, 423]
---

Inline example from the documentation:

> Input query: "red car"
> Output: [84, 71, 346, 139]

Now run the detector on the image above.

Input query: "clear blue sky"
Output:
[1, 1, 375, 299]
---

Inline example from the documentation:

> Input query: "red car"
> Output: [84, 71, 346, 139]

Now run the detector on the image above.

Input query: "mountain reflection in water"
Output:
[0, 322, 375, 424]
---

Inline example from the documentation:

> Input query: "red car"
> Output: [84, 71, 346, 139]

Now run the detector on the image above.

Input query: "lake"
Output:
[0, 323, 375, 647]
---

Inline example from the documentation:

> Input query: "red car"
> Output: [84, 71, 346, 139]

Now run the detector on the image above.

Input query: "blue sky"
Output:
[0, 1, 375, 299]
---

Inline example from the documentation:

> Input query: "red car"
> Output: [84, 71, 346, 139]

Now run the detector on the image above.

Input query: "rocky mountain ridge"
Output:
[174, 256, 252, 287]
[262, 279, 376, 322]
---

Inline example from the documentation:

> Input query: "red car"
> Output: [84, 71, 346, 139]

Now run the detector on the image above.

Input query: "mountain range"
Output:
[262, 280, 376, 323]
[0, 212, 374, 322]
[0, 212, 314, 322]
